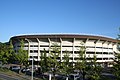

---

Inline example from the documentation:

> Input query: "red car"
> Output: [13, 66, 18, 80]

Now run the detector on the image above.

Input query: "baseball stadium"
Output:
[10, 34, 118, 67]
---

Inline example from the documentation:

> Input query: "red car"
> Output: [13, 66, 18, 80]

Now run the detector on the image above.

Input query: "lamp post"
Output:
[31, 42, 34, 80]
[25, 38, 34, 80]
[31, 56, 34, 80]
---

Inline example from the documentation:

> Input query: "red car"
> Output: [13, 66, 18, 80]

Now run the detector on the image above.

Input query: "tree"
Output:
[113, 53, 120, 80]
[39, 48, 49, 79]
[88, 55, 102, 80]
[48, 43, 61, 80]
[112, 28, 120, 80]
[61, 51, 73, 80]
[0, 42, 11, 64]
[8, 40, 15, 64]
[15, 39, 28, 73]
[75, 42, 87, 80]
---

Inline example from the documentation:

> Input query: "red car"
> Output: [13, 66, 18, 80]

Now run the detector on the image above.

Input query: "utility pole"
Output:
[31, 56, 34, 80]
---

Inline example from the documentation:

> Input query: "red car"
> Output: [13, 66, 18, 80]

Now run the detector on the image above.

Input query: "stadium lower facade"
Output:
[10, 34, 118, 67]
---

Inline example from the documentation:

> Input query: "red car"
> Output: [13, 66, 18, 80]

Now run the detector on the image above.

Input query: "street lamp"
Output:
[31, 42, 34, 80]
[31, 56, 34, 80]
[25, 38, 34, 80]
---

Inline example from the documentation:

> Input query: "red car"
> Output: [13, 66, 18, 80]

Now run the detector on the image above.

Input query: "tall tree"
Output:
[113, 54, 120, 80]
[48, 43, 61, 80]
[61, 51, 72, 80]
[87, 55, 102, 80]
[112, 28, 120, 80]
[0, 42, 11, 64]
[15, 39, 28, 73]
[39, 48, 49, 79]
[8, 40, 15, 64]
[75, 42, 87, 80]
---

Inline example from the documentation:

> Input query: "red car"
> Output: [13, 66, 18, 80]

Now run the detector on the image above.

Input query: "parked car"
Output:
[10, 66, 20, 71]
[21, 68, 30, 73]
[69, 74, 80, 80]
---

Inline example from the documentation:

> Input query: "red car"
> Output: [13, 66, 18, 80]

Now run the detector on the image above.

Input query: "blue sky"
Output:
[0, 0, 120, 42]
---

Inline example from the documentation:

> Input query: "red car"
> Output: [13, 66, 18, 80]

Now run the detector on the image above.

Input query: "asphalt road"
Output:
[0, 73, 19, 80]
[0, 71, 33, 80]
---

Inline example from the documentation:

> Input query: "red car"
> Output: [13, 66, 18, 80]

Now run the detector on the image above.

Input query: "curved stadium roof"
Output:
[10, 34, 118, 43]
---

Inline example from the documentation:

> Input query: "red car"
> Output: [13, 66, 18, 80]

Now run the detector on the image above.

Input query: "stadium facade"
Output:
[10, 34, 118, 67]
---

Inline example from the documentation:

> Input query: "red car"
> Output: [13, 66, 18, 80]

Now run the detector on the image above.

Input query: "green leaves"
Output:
[75, 43, 102, 80]
[15, 40, 28, 66]
[61, 50, 72, 76]
[112, 30, 120, 80]
[39, 49, 49, 73]
[88, 55, 102, 80]
[113, 53, 120, 80]
[0, 41, 14, 64]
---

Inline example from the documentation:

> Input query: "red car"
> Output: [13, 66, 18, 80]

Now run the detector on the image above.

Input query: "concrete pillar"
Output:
[60, 38, 63, 62]
[72, 38, 75, 63]
[37, 38, 40, 61]
[48, 38, 51, 57]
[25, 38, 30, 59]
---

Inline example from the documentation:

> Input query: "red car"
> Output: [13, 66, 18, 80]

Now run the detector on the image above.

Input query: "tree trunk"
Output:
[18, 64, 22, 74]
[83, 72, 85, 80]
[49, 74, 52, 80]
[66, 76, 68, 80]
[53, 73, 56, 80]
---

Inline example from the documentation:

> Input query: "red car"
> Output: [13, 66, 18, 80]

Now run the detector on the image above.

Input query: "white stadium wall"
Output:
[10, 34, 119, 67]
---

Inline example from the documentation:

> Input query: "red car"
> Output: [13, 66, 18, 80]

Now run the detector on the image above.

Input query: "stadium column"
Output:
[60, 38, 63, 62]
[107, 41, 109, 66]
[85, 38, 89, 57]
[102, 41, 105, 66]
[107, 41, 111, 67]
[94, 39, 100, 55]
[94, 39, 100, 64]
[48, 38, 51, 57]
[37, 38, 40, 61]
[72, 38, 75, 65]
[112, 42, 116, 60]
[111, 42, 115, 67]
[84, 38, 89, 63]
[113, 43, 118, 58]
[25, 38, 30, 59]
[102, 41, 108, 67]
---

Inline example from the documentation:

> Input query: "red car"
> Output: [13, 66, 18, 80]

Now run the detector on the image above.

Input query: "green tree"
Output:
[15, 40, 28, 73]
[48, 43, 61, 80]
[39, 48, 49, 79]
[8, 40, 15, 64]
[75, 42, 87, 80]
[112, 28, 120, 80]
[0, 42, 11, 64]
[88, 55, 102, 80]
[113, 53, 120, 80]
[61, 51, 73, 80]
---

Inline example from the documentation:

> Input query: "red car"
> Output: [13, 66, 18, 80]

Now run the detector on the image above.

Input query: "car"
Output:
[21, 68, 30, 73]
[10, 66, 20, 71]
[69, 74, 80, 80]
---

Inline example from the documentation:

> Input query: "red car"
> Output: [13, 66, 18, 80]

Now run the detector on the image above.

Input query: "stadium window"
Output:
[97, 58, 102, 60]
[86, 52, 95, 54]
[103, 58, 108, 60]
[103, 52, 108, 54]
[34, 56, 38, 59]
[24, 45, 28, 47]
[30, 45, 38, 47]
[96, 52, 102, 54]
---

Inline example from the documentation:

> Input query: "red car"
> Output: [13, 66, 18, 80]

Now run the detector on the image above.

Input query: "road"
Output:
[101, 73, 116, 80]
[0, 72, 31, 80]
[0, 73, 19, 80]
